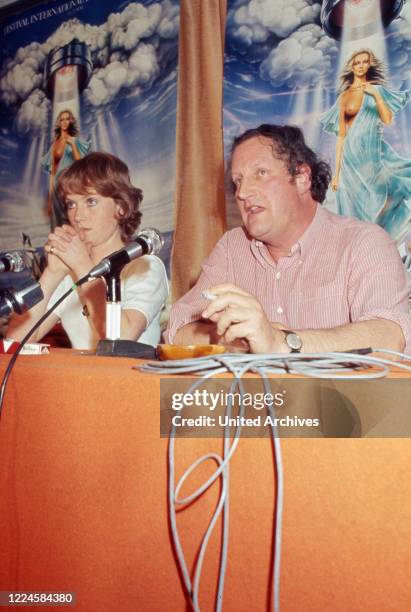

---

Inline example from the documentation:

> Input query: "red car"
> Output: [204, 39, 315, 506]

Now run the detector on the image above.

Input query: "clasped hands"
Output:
[45, 225, 92, 279]
[201, 284, 286, 354]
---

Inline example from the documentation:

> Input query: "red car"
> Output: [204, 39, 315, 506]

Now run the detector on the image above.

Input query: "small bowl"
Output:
[157, 344, 226, 360]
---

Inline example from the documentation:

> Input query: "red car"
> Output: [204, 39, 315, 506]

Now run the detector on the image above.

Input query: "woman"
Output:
[320, 48, 411, 238]
[42, 109, 90, 229]
[9, 152, 168, 349]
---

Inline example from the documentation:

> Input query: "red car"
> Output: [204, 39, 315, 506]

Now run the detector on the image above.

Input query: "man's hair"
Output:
[57, 152, 143, 241]
[54, 109, 78, 138]
[231, 124, 331, 203]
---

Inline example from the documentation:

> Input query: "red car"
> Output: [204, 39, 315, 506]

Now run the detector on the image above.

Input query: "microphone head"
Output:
[136, 228, 164, 255]
[0, 278, 44, 318]
[11, 252, 25, 272]
[82, 228, 164, 283]
[15, 279, 44, 313]
[0, 251, 25, 273]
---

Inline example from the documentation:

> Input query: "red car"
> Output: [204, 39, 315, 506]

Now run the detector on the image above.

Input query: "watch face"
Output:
[286, 333, 302, 350]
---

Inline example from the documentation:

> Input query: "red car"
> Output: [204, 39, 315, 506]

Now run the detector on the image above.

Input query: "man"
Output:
[165, 124, 411, 354]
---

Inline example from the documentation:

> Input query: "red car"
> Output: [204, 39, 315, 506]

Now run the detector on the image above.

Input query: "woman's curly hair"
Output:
[57, 152, 142, 241]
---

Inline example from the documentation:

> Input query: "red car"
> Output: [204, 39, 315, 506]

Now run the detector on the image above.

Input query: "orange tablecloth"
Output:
[0, 350, 410, 611]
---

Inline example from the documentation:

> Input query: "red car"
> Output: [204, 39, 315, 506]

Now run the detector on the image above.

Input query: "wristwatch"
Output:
[281, 329, 303, 353]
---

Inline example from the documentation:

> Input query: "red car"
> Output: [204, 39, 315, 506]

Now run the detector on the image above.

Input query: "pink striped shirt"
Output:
[165, 206, 411, 352]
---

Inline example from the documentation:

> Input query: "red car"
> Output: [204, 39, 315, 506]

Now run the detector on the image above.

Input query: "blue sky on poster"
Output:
[0, 0, 179, 249]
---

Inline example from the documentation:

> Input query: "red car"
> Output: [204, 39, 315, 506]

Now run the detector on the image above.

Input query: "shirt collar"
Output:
[251, 203, 322, 259]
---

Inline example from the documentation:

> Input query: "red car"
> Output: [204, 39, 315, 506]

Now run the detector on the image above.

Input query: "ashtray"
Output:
[157, 344, 226, 360]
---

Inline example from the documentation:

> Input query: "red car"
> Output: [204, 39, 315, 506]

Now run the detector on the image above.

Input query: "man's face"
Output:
[231, 136, 304, 248]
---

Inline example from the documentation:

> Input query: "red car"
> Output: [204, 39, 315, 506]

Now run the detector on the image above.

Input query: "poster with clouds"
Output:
[0, 0, 179, 258]
[223, 0, 411, 247]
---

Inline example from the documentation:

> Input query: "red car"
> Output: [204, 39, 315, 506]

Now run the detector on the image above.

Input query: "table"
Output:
[0, 350, 410, 611]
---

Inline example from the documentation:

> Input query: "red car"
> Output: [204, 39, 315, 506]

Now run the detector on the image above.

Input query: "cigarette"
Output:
[202, 290, 216, 301]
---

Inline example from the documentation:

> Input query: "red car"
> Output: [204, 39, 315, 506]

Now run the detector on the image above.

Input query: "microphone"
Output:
[0, 251, 25, 273]
[85, 228, 164, 281]
[0, 278, 44, 318]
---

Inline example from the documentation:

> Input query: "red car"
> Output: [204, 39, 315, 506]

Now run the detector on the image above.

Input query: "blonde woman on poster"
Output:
[42, 109, 90, 229]
[320, 48, 411, 239]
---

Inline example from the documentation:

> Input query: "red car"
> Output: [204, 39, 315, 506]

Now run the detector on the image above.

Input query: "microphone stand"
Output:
[95, 270, 156, 359]
[105, 272, 122, 340]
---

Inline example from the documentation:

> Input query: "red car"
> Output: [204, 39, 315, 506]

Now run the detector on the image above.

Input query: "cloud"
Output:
[158, 2, 179, 38]
[44, 19, 107, 55]
[0, 42, 45, 105]
[228, 0, 321, 46]
[15, 89, 51, 134]
[225, 0, 332, 89]
[84, 43, 159, 107]
[386, 17, 411, 88]
[260, 24, 338, 89]
[108, 3, 162, 51]
[0, 1, 179, 133]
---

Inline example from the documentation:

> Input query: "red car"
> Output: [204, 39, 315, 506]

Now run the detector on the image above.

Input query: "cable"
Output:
[0, 283, 78, 420]
[168, 368, 249, 611]
[139, 349, 411, 378]
[164, 360, 287, 611]
[141, 347, 411, 611]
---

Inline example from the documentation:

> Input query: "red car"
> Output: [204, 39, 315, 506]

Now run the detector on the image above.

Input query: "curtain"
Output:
[171, 0, 227, 301]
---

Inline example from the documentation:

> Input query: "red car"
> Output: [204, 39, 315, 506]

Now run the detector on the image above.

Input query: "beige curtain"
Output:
[171, 0, 227, 301]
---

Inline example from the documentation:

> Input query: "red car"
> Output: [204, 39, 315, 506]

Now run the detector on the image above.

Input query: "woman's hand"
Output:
[63, 135, 74, 146]
[46, 225, 92, 280]
[64, 136, 81, 160]
[45, 233, 70, 278]
[366, 84, 393, 124]
[364, 83, 377, 97]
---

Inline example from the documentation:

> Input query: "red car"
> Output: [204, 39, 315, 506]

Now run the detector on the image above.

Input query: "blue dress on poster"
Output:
[41, 137, 91, 228]
[320, 86, 411, 238]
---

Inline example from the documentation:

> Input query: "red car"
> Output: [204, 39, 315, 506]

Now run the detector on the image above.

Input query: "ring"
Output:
[49, 245, 54, 254]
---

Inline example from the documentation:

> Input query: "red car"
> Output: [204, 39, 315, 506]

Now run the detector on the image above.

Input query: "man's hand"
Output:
[201, 283, 284, 353]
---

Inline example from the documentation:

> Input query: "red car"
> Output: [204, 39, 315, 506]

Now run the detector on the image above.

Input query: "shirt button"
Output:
[275, 271, 281, 280]
[298, 259, 303, 265]
[277, 306, 283, 314]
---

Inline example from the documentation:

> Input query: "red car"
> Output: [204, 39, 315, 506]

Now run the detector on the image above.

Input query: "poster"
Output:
[223, 0, 411, 251]
[0, 0, 179, 269]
